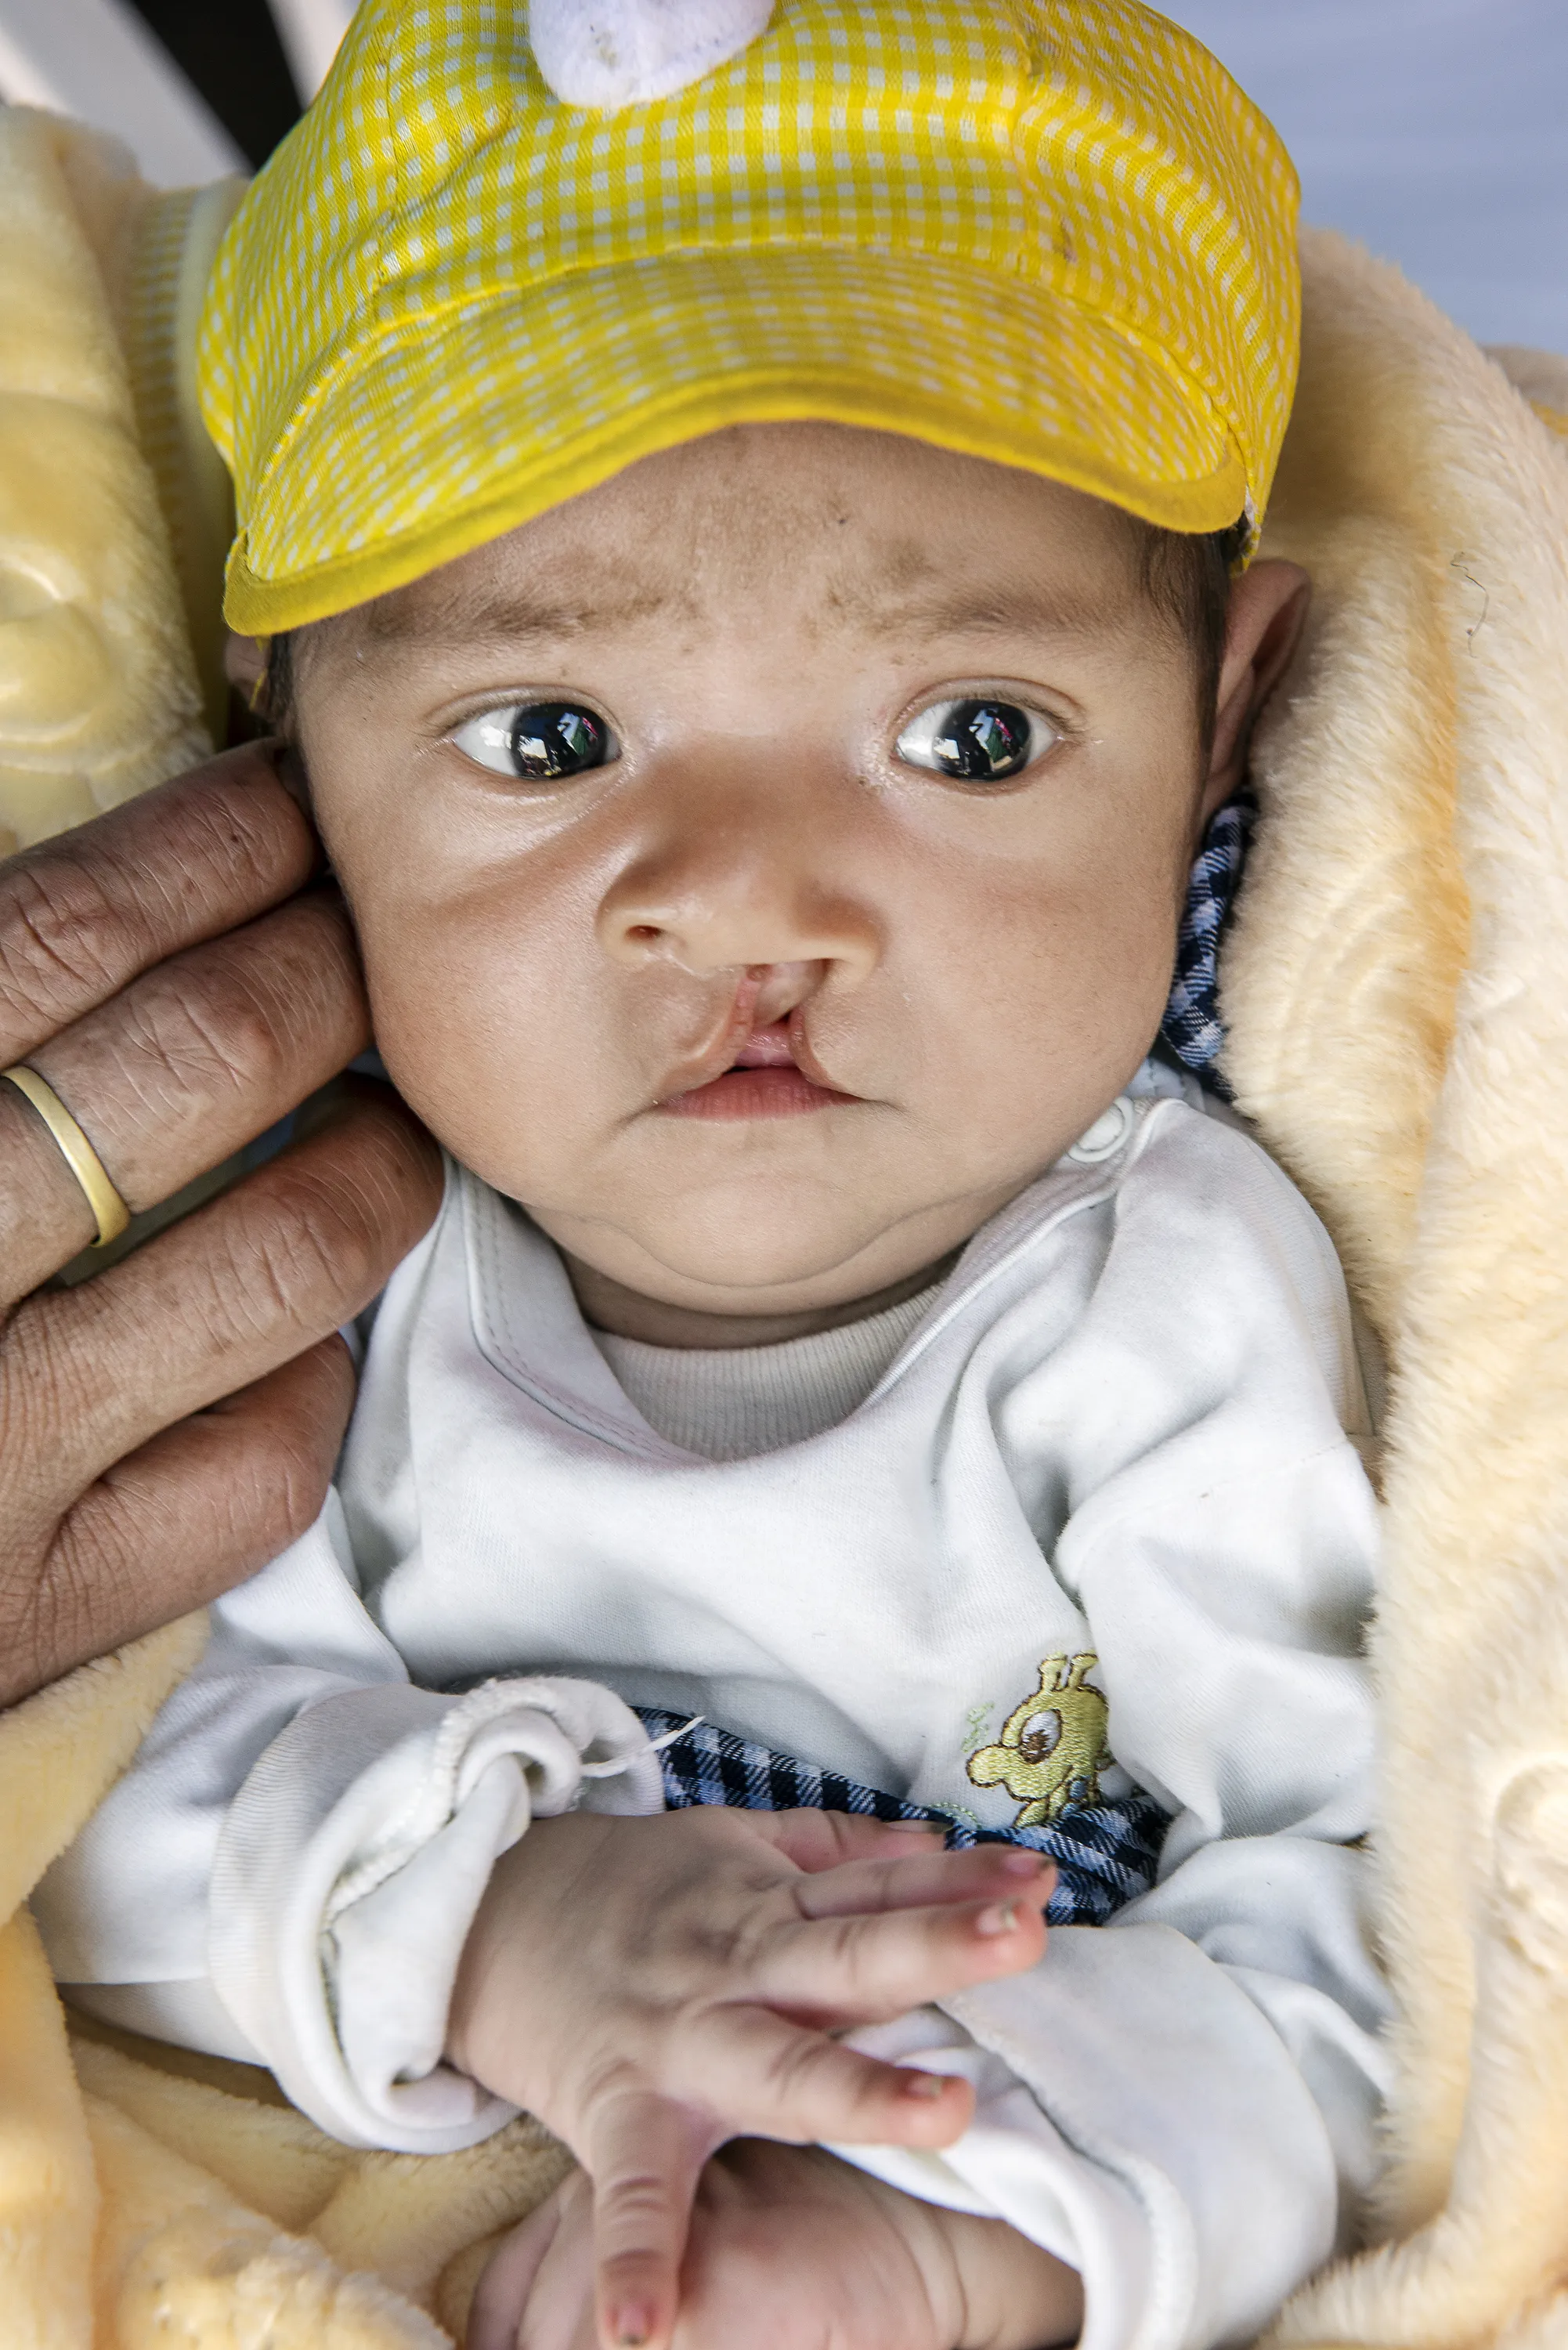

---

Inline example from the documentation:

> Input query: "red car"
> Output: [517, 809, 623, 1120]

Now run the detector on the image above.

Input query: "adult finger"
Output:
[0, 888, 367, 1301]
[0, 742, 316, 1064]
[5, 1090, 443, 1503]
[587, 2092, 715, 2350]
[3, 1339, 357, 1705]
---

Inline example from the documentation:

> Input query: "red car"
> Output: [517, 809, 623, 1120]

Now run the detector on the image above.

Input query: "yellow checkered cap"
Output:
[201, 0, 1301, 635]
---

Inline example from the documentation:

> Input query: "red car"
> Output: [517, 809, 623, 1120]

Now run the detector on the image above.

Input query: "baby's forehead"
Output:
[332, 426, 1153, 663]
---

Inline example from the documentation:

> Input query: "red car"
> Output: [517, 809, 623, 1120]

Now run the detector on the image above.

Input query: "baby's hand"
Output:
[468, 2140, 1083, 2350]
[446, 1806, 1053, 2350]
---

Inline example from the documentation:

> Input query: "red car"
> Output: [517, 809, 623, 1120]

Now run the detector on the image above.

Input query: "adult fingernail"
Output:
[614, 2305, 654, 2345]
[901, 2070, 948, 2099]
[977, 1900, 1019, 1936]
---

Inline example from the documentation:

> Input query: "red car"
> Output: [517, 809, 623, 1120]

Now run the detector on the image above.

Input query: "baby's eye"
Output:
[895, 698, 1050, 783]
[450, 701, 616, 781]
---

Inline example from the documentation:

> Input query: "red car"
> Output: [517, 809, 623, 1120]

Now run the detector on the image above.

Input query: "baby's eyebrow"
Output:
[345, 575, 1127, 656]
[846, 582, 1130, 644]
[355, 580, 677, 650]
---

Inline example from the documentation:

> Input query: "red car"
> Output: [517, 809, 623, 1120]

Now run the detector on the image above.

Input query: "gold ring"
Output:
[2, 1064, 131, 1248]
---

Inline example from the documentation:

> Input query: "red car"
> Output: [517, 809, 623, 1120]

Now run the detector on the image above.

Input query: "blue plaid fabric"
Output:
[1158, 794, 1255, 1077]
[638, 1708, 1169, 1929]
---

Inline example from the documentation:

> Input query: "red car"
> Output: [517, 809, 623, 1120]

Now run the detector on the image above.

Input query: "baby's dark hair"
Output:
[1136, 515, 1247, 750]
[258, 629, 299, 733]
[258, 514, 1245, 742]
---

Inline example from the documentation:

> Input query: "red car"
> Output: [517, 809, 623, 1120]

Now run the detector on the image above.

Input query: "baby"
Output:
[38, 6, 1390, 2349]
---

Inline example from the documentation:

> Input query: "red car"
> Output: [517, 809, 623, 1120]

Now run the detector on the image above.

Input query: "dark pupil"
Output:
[508, 703, 606, 779]
[932, 700, 1031, 782]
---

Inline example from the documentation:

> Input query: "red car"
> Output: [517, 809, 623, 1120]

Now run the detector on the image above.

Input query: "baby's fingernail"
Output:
[613, 2305, 654, 2346]
[901, 2070, 948, 2099]
[977, 1900, 1019, 1936]
[1000, 1849, 1047, 1876]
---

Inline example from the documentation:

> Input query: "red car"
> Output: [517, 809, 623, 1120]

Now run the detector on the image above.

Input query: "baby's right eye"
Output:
[895, 697, 1052, 784]
[449, 701, 617, 781]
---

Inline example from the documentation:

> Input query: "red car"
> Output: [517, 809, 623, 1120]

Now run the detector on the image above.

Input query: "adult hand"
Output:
[447, 1804, 1054, 2350]
[0, 743, 443, 1708]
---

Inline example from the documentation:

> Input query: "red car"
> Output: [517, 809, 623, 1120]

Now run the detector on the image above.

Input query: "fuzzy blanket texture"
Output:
[1, 101, 1566, 2350]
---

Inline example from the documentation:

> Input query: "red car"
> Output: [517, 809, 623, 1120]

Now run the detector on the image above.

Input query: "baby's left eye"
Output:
[895, 698, 1050, 783]
[449, 701, 616, 781]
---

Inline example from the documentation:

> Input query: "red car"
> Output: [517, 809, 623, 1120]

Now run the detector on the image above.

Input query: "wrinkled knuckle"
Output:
[314, 1109, 444, 1246]
[289, 888, 359, 970]
[125, 966, 291, 1113]
[356, 1097, 444, 1184]
[184, 1124, 437, 1344]
[122, 760, 301, 923]
[283, 1357, 355, 1488]
[190, 980, 293, 1103]
[5, 1291, 98, 1447]
[267, 1471, 332, 1555]
[0, 859, 143, 1036]
[233, 898, 365, 1048]
[245, 1169, 376, 1315]
[0, 1596, 56, 1708]
[174, 759, 307, 891]
[0, 1538, 114, 1704]
[0, 1529, 49, 1705]
[252, 1407, 345, 1547]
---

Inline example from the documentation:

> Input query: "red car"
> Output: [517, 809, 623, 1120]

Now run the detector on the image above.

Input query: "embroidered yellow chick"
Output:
[966, 1654, 1111, 1828]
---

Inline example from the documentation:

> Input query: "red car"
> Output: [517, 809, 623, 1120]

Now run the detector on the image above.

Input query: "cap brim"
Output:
[226, 244, 1250, 634]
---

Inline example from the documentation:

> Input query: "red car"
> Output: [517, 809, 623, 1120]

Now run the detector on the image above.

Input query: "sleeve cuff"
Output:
[833, 1917, 1375, 2350]
[939, 1925, 1349, 2350]
[209, 1676, 664, 2150]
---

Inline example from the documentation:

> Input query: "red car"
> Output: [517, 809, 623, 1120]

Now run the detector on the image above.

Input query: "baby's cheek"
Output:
[349, 903, 567, 1171]
[928, 866, 1171, 1150]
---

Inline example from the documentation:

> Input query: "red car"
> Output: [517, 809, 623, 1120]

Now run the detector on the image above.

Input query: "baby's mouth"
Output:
[657, 1016, 856, 1121]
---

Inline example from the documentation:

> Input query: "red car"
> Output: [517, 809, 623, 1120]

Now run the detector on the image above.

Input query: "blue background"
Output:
[1165, 0, 1566, 352]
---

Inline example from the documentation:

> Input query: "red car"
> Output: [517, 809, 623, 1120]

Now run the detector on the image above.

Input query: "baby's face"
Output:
[294, 425, 1274, 1329]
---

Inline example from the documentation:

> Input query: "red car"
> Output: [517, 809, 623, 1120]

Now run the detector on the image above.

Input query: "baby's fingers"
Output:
[758, 1882, 1051, 2026]
[793, 1840, 1053, 1921]
[702, 2005, 977, 2149]
[746, 1809, 946, 1874]
[587, 2092, 714, 2350]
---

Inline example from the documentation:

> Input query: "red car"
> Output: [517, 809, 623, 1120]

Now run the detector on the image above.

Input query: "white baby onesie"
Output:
[38, 1093, 1389, 2350]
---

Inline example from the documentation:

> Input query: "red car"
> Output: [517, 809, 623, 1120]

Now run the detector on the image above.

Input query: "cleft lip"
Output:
[732, 1017, 803, 1070]
[655, 1008, 858, 1114]
[779, 1009, 860, 1101]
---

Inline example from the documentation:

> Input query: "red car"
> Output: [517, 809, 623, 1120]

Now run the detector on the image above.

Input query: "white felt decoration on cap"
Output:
[529, 0, 775, 109]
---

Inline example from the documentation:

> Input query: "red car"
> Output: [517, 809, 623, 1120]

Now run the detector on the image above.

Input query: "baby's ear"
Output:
[1201, 559, 1311, 816]
[529, 0, 774, 109]
[224, 631, 266, 698]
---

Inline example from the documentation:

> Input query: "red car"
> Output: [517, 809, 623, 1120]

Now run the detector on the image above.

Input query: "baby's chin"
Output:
[527, 1188, 970, 1321]
[468, 1108, 1067, 1321]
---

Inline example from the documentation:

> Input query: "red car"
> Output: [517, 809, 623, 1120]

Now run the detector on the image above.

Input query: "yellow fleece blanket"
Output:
[2, 103, 1566, 2350]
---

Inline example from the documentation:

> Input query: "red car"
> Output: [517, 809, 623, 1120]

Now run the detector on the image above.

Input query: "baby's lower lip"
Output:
[659, 1066, 854, 1120]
